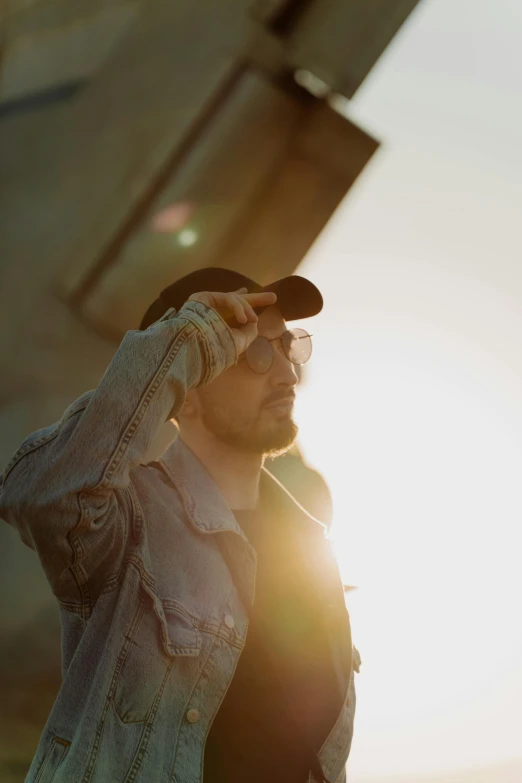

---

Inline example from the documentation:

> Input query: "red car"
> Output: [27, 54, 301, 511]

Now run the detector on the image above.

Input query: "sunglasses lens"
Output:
[283, 328, 312, 365]
[245, 337, 273, 374]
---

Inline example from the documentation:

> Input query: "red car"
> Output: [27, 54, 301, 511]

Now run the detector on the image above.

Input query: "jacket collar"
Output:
[158, 438, 351, 702]
[158, 436, 326, 540]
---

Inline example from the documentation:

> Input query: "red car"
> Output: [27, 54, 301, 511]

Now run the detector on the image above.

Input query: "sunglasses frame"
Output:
[242, 329, 313, 374]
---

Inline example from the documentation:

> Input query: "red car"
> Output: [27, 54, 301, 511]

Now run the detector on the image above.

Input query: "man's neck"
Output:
[179, 433, 262, 510]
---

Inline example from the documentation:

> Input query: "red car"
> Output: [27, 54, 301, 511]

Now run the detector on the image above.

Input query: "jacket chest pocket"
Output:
[113, 597, 201, 724]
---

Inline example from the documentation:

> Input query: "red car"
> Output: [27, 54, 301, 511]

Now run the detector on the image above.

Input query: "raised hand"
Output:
[187, 288, 277, 356]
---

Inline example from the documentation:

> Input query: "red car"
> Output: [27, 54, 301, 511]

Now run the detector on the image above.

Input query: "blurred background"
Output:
[1, 0, 522, 781]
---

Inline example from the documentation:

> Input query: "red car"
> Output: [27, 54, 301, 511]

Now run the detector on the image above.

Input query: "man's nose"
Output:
[271, 348, 298, 388]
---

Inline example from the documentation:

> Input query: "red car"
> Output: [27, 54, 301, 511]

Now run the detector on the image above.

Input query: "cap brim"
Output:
[260, 275, 323, 321]
[140, 267, 323, 329]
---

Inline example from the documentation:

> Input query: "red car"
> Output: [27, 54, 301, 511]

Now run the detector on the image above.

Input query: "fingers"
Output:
[229, 287, 255, 322]
[242, 291, 277, 307]
[240, 297, 258, 323]
[235, 320, 258, 354]
[225, 293, 250, 324]
[216, 291, 277, 324]
[232, 288, 277, 307]
[227, 294, 260, 324]
[187, 289, 277, 325]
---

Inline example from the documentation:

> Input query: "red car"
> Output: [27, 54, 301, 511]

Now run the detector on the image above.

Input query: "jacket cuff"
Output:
[176, 300, 238, 384]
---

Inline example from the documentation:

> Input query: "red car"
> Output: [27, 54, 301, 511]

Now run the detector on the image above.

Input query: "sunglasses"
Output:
[242, 328, 313, 374]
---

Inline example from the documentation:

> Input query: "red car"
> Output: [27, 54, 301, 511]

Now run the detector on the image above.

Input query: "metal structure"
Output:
[0, 0, 421, 338]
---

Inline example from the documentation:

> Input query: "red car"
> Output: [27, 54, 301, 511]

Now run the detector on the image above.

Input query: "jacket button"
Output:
[186, 708, 200, 724]
[224, 613, 235, 629]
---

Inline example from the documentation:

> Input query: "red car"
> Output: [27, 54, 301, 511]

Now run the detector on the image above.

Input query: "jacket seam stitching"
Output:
[176, 312, 217, 385]
[2, 405, 89, 483]
[179, 305, 237, 378]
[169, 628, 220, 781]
[80, 599, 146, 783]
[100, 322, 196, 489]
[128, 483, 144, 545]
[2, 430, 59, 483]
[63, 492, 93, 617]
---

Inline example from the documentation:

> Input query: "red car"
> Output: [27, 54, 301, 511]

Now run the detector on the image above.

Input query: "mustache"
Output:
[263, 391, 296, 407]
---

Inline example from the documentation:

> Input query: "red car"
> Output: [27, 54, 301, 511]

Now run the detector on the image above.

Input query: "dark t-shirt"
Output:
[203, 506, 342, 783]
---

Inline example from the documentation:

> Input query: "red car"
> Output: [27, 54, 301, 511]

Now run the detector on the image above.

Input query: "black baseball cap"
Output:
[140, 267, 323, 329]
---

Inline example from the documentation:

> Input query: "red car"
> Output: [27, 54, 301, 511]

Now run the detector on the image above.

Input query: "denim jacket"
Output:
[0, 301, 355, 783]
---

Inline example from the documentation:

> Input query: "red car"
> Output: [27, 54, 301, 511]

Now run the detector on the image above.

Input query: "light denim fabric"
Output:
[0, 301, 356, 783]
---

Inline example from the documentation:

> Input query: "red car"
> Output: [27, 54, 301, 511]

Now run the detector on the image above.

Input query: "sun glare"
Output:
[295, 321, 522, 778]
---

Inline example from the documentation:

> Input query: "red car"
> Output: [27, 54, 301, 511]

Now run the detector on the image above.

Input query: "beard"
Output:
[198, 393, 298, 458]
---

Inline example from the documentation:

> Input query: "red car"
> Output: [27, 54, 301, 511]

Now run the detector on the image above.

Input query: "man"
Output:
[0, 267, 356, 783]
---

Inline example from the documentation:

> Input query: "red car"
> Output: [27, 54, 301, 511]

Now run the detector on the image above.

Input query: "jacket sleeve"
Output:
[0, 301, 237, 612]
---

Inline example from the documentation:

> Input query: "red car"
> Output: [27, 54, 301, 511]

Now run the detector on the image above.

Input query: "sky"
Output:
[292, 0, 522, 780]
